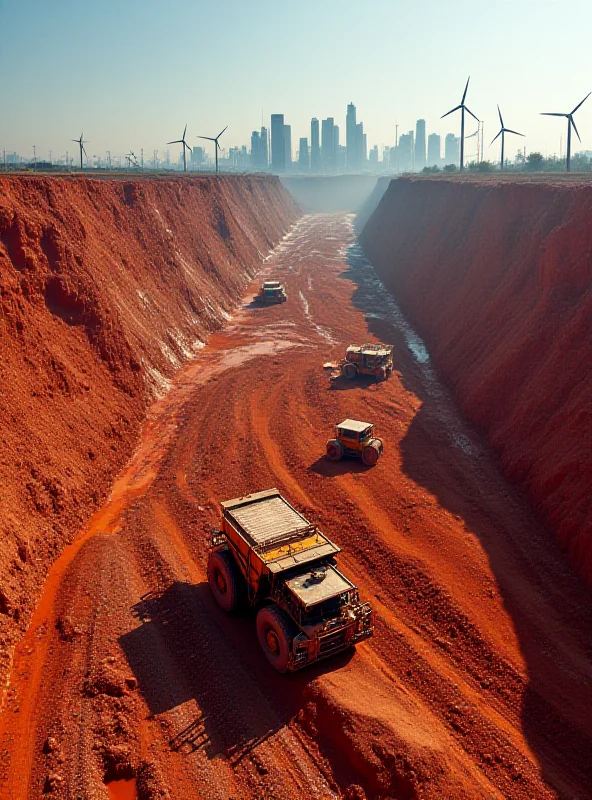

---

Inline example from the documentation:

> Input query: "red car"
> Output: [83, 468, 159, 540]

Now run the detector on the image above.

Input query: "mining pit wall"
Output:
[361, 177, 592, 589]
[0, 174, 299, 655]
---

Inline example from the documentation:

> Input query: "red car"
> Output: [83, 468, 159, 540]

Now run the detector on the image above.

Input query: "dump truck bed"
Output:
[221, 489, 340, 573]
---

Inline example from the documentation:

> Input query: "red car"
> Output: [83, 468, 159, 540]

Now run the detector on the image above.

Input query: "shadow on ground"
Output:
[308, 455, 371, 477]
[340, 235, 592, 796]
[120, 580, 354, 764]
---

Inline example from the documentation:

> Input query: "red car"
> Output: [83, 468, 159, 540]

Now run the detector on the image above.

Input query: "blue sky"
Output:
[1, 0, 592, 162]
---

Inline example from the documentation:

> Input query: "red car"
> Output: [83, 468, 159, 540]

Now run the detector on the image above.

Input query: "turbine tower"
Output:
[441, 77, 479, 171]
[541, 93, 590, 172]
[167, 125, 192, 172]
[198, 126, 228, 174]
[491, 106, 524, 170]
[72, 133, 87, 170]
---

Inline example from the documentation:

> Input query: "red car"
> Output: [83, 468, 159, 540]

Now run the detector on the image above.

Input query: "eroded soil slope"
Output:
[0, 174, 298, 666]
[1, 214, 590, 800]
[361, 177, 592, 588]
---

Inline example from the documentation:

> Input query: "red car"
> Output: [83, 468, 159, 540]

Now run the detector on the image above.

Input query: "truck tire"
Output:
[326, 439, 344, 461]
[207, 549, 245, 612]
[342, 362, 357, 380]
[256, 605, 298, 673]
[362, 440, 382, 466]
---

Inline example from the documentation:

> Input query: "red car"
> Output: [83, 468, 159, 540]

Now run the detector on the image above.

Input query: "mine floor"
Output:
[0, 213, 590, 799]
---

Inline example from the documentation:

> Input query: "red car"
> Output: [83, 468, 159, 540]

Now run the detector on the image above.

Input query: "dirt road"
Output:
[0, 213, 590, 799]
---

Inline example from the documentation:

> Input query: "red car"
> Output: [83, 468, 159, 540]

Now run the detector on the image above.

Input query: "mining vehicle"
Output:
[326, 419, 384, 466]
[340, 343, 394, 381]
[207, 488, 374, 672]
[257, 280, 287, 305]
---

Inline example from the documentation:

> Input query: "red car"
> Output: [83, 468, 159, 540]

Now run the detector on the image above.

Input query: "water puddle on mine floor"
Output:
[106, 778, 137, 800]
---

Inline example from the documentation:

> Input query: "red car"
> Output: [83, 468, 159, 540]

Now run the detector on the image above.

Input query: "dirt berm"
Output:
[360, 176, 592, 589]
[0, 174, 299, 664]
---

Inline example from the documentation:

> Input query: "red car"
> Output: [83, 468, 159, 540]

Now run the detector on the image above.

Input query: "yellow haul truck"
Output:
[208, 488, 374, 672]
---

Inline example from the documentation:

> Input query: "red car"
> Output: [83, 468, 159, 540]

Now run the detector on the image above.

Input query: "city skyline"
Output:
[1, 102, 468, 174]
[1, 0, 592, 163]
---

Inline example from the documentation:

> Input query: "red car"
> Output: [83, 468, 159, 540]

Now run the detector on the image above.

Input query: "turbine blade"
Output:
[183, 124, 187, 138]
[167, 139, 183, 144]
[504, 128, 524, 137]
[570, 116, 581, 142]
[217, 126, 228, 139]
[571, 92, 591, 114]
[540, 112, 567, 117]
[441, 104, 462, 119]
[497, 104, 504, 128]
[490, 131, 502, 145]
[465, 106, 480, 122]
[462, 76, 470, 104]
[82, 145, 87, 157]
[198, 136, 216, 141]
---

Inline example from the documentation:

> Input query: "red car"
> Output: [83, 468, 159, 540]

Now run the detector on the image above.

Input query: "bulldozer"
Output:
[339, 343, 394, 381]
[326, 419, 384, 466]
[207, 488, 373, 672]
[256, 280, 287, 305]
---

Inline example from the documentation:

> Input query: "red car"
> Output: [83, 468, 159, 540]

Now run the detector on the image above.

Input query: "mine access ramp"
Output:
[209, 489, 374, 671]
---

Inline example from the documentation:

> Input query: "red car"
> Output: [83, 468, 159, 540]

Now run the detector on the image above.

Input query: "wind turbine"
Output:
[541, 93, 590, 172]
[72, 132, 87, 170]
[167, 124, 192, 172]
[441, 77, 479, 171]
[491, 106, 524, 170]
[198, 126, 228, 173]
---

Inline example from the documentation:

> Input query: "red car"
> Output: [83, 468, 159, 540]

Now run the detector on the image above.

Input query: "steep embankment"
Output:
[354, 175, 391, 232]
[361, 177, 592, 588]
[0, 174, 299, 656]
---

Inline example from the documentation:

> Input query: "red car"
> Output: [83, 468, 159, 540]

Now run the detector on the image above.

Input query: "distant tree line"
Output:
[421, 152, 592, 174]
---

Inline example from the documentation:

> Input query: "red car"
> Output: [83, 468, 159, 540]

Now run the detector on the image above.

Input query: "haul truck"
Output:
[257, 280, 287, 305]
[340, 343, 394, 381]
[207, 489, 374, 672]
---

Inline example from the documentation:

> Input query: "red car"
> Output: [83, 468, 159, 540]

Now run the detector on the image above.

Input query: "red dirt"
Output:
[361, 177, 592, 590]
[0, 206, 590, 799]
[0, 174, 298, 679]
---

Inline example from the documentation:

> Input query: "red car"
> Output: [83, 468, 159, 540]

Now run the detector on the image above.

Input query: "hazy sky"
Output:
[2, 0, 592, 163]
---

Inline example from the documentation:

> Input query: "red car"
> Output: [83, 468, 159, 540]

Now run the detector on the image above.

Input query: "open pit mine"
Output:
[0, 173, 590, 800]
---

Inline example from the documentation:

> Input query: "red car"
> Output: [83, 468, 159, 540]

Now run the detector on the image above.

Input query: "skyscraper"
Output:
[260, 126, 268, 169]
[398, 132, 414, 172]
[250, 130, 261, 170]
[415, 119, 426, 171]
[321, 117, 335, 172]
[310, 118, 320, 172]
[444, 133, 459, 166]
[284, 124, 292, 171]
[427, 133, 441, 167]
[298, 137, 309, 171]
[346, 102, 357, 171]
[270, 114, 286, 172]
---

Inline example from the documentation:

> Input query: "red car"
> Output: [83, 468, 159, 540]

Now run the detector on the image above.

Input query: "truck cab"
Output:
[207, 489, 373, 671]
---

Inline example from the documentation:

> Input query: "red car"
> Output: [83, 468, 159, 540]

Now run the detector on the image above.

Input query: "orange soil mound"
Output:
[0, 174, 298, 658]
[361, 177, 592, 588]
